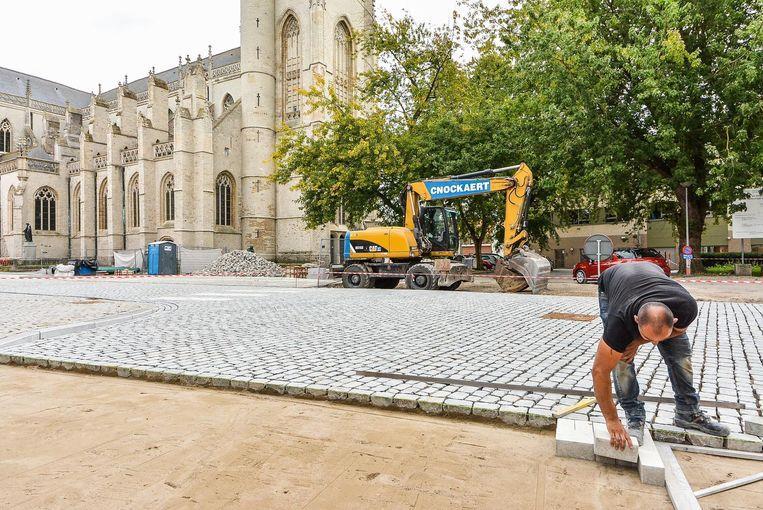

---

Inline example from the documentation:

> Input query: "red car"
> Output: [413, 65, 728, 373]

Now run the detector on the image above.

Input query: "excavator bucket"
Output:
[494, 248, 551, 294]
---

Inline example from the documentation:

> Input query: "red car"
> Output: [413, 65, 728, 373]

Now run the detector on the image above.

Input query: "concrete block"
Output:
[47, 359, 62, 369]
[327, 387, 349, 400]
[725, 432, 763, 452]
[652, 424, 686, 444]
[265, 381, 287, 394]
[638, 430, 665, 486]
[99, 364, 119, 376]
[305, 384, 329, 397]
[528, 408, 555, 429]
[443, 399, 473, 416]
[686, 430, 723, 448]
[472, 402, 500, 419]
[744, 416, 763, 438]
[160, 370, 181, 383]
[229, 378, 251, 390]
[593, 422, 639, 464]
[249, 379, 268, 392]
[285, 382, 307, 396]
[392, 393, 419, 410]
[499, 405, 528, 426]
[61, 361, 75, 371]
[0, 354, 11, 364]
[346, 389, 372, 403]
[555, 419, 594, 461]
[370, 392, 396, 408]
[418, 396, 445, 415]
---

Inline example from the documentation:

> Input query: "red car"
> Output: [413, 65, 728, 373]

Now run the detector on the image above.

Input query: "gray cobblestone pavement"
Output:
[0, 293, 145, 340]
[0, 276, 761, 436]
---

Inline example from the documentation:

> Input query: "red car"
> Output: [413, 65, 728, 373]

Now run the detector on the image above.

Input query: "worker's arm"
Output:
[592, 339, 633, 450]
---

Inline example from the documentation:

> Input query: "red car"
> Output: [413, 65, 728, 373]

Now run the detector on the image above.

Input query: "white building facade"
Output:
[0, 0, 374, 264]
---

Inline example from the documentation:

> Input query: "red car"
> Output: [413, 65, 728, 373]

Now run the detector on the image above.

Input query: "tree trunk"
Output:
[675, 186, 707, 274]
[473, 234, 485, 270]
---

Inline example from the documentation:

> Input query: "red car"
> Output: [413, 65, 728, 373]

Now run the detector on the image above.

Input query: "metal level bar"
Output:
[552, 397, 597, 419]
[355, 370, 747, 410]
[694, 471, 763, 499]
[665, 443, 763, 462]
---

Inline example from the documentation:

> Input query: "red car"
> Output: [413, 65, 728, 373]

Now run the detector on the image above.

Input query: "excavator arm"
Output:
[401, 162, 550, 293]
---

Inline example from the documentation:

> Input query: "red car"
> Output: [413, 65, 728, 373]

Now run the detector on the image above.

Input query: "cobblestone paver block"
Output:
[685, 430, 724, 448]
[556, 419, 595, 460]
[593, 422, 639, 464]
[651, 424, 687, 444]
[744, 416, 763, 437]
[638, 430, 665, 486]
[725, 432, 763, 452]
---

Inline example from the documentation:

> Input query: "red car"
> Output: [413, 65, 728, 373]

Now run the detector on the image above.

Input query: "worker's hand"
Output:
[605, 418, 633, 451]
[620, 342, 640, 364]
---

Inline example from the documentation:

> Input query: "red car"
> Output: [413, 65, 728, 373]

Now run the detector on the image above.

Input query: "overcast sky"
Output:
[2, 0, 476, 93]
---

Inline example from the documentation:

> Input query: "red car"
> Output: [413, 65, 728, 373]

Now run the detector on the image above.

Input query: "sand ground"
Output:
[2, 367, 761, 509]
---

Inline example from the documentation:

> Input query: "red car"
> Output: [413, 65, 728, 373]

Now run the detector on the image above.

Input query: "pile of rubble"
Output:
[198, 250, 285, 277]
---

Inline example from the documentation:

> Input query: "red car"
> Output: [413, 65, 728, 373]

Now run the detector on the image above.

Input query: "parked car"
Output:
[573, 248, 671, 284]
[480, 253, 503, 270]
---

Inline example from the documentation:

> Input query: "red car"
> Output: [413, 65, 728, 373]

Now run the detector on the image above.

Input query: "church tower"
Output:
[240, 0, 277, 259]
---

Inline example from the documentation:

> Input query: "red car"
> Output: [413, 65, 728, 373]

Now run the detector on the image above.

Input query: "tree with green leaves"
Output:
[468, 0, 762, 270]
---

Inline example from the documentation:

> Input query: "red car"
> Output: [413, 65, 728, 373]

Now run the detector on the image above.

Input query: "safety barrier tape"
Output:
[1, 272, 760, 284]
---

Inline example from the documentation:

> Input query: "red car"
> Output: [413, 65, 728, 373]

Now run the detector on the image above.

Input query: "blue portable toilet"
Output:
[148, 241, 178, 275]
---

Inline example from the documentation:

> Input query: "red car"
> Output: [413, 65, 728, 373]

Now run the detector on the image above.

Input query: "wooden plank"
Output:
[553, 397, 596, 419]
[656, 443, 702, 510]
[355, 371, 747, 409]
[694, 471, 763, 499]
[541, 312, 597, 322]
[666, 442, 763, 461]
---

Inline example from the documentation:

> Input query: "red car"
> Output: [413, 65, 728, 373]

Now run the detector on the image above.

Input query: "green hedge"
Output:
[699, 252, 763, 268]
[704, 264, 762, 276]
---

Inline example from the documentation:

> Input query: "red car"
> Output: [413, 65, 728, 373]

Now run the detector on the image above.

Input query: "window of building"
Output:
[29, 113, 33, 131]
[334, 21, 354, 104]
[34, 187, 56, 231]
[98, 179, 108, 230]
[282, 15, 301, 123]
[168, 109, 175, 141]
[570, 209, 590, 225]
[222, 94, 234, 111]
[72, 184, 81, 234]
[6, 186, 14, 233]
[215, 173, 233, 226]
[128, 175, 140, 228]
[0, 119, 11, 153]
[162, 173, 175, 222]
[604, 209, 619, 223]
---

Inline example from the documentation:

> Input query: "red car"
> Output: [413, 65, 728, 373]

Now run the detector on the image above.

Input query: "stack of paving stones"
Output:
[556, 418, 665, 486]
[198, 250, 285, 277]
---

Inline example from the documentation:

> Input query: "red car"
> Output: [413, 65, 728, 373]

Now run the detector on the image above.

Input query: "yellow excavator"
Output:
[339, 162, 551, 292]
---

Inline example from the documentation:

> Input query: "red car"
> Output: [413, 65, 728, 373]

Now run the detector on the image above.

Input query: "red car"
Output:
[573, 248, 672, 284]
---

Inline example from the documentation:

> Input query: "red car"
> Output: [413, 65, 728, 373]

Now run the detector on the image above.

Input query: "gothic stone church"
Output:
[0, 0, 373, 263]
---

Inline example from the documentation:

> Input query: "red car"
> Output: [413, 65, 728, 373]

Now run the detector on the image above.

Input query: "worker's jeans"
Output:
[598, 291, 701, 424]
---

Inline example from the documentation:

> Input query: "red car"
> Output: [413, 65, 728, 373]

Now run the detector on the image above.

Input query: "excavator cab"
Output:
[420, 206, 459, 254]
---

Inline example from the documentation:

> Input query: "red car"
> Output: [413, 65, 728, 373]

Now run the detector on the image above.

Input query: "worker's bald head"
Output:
[635, 302, 675, 344]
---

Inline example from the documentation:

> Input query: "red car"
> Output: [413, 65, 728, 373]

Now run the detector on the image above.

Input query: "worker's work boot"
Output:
[674, 411, 730, 437]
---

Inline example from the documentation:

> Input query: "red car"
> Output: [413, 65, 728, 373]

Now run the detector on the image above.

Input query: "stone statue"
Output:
[23, 223, 32, 242]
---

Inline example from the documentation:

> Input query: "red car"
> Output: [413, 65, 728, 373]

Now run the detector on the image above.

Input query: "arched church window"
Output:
[222, 94, 234, 111]
[128, 175, 140, 228]
[34, 187, 56, 231]
[0, 119, 12, 153]
[282, 15, 301, 123]
[168, 109, 175, 141]
[162, 173, 175, 222]
[215, 173, 233, 227]
[334, 21, 354, 104]
[72, 184, 81, 234]
[98, 179, 108, 230]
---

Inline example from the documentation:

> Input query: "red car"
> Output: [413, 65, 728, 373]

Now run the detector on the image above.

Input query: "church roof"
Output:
[100, 47, 241, 102]
[0, 66, 92, 109]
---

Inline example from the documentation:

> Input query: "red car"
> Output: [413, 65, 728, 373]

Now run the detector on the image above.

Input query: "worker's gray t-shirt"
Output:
[598, 262, 697, 352]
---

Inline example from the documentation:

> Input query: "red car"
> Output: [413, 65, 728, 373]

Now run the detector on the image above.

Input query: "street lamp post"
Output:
[681, 181, 692, 276]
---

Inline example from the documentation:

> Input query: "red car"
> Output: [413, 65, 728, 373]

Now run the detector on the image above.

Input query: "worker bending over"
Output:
[592, 262, 729, 450]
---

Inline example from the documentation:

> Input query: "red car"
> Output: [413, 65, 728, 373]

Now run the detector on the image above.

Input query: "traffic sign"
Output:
[682, 253, 693, 260]
[582, 234, 614, 261]
[682, 245, 693, 256]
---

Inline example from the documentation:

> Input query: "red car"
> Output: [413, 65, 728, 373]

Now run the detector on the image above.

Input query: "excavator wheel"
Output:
[494, 260, 529, 293]
[405, 264, 439, 290]
[342, 264, 372, 289]
[374, 278, 401, 289]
